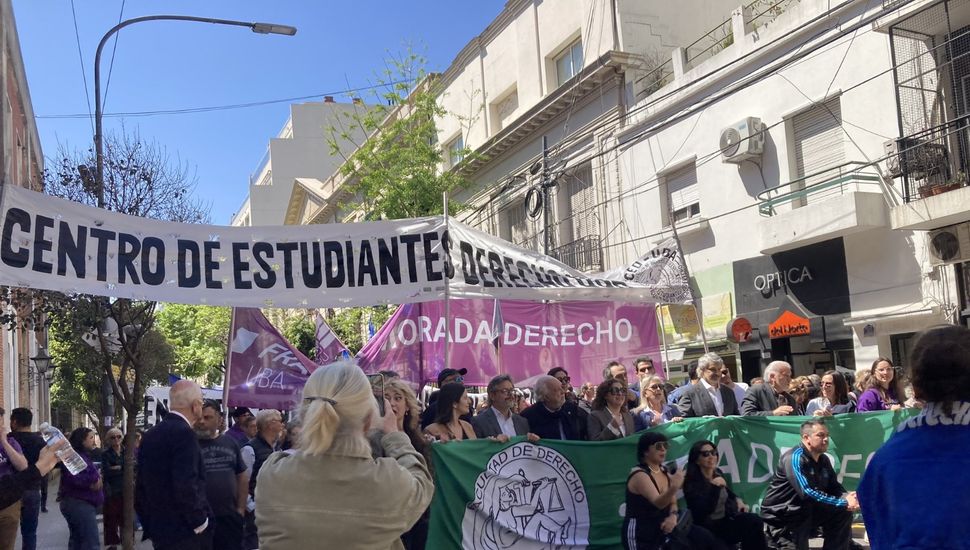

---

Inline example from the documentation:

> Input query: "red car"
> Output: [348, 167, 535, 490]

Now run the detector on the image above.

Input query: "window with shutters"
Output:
[553, 163, 602, 271]
[501, 200, 537, 251]
[791, 97, 845, 191]
[662, 162, 700, 227]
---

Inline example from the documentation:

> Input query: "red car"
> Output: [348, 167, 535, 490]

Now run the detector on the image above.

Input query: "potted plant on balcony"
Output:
[919, 171, 967, 198]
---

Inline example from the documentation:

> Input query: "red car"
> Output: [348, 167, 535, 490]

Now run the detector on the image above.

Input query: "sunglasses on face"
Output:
[699, 449, 718, 458]
[608, 388, 626, 395]
[652, 441, 669, 451]
[720, 370, 729, 375]
[647, 384, 663, 391]
[556, 376, 570, 384]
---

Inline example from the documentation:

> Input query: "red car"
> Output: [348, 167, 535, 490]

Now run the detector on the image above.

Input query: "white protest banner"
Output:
[601, 237, 693, 304]
[0, 186, 684, 308]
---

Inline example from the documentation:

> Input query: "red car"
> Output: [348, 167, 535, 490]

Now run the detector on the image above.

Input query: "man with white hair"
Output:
[136, 380, 211, 549]
[741, 361, 800, 416]
[520, 375, 588, 440]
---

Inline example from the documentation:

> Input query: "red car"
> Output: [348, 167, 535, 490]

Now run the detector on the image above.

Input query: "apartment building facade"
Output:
[0, 0, 48, 419]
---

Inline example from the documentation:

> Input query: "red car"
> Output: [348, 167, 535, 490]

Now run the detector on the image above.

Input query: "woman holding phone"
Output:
[255, 362, 433, 549]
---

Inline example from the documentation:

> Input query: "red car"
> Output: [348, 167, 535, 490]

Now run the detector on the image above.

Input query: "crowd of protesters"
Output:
[2, 324, 964, 549]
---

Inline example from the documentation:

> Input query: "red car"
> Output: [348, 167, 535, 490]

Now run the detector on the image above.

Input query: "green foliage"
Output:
[329, 305, 395, 355]
[155, 304, 231, 386]
[282, 315, 315, 359]
[325, 49, 472, 219]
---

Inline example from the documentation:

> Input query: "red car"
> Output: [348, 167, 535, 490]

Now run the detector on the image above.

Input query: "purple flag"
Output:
[314, 311, 350, 365]
[226, 308, 319, 410]
[356, 299, 661, 388]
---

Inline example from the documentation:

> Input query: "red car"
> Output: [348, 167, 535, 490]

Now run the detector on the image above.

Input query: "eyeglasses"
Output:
[647, 384, 663, 391]
[608, 388, 626, 395]
[699, 450, 718, 458]
[109, 435, 122, 440]
[652, 441, 669, 451]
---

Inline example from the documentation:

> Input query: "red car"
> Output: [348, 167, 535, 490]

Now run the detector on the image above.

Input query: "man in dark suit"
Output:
[677, 353, 740, 417]
[521, 375, 588, 440]
[472, 375, 534, 440]
[741, 361, 801, 416]
[136, 380, 212, 550]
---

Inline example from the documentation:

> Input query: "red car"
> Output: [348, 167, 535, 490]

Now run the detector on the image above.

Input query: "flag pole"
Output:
[656, 305, 672, 381]
[222, 307, 237, 409]
[668, 213, 709, 353]
[443, 192, 451, 372]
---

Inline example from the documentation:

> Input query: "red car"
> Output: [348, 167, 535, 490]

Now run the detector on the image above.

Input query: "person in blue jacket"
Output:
[859, 324, 970, 549]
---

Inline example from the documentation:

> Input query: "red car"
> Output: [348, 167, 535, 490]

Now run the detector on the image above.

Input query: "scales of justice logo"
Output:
[461, 443, 590, 549]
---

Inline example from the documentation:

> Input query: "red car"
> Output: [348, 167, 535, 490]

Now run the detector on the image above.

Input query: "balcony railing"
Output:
[887, 115, 970, 203]
[757, 161, 882, 216]
[685, 17, 734, 71]
[551, 234, 603, 272]
[636, 58, 674, 97]
[249, 146, 271, 186]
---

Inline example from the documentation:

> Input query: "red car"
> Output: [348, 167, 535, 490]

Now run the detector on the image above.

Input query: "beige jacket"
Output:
[255, 431, 434, 550]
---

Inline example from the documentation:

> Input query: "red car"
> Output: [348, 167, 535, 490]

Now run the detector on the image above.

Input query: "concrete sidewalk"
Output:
[15, 476, 151, 550]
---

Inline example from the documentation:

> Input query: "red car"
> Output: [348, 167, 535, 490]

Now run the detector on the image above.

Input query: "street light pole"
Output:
[92, 15, 297, 207]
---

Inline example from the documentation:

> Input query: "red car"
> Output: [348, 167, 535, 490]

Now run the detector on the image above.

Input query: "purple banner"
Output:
[225, 308, 320, 410]
[357, 299, 661, 387]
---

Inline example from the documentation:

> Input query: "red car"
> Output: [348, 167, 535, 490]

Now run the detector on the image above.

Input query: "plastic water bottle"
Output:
[38, 423, 87, 475]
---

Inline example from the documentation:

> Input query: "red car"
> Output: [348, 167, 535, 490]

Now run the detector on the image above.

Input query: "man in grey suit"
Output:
[472, 375, 536, 440]
[677, 353, 740, 417]
[741, 361, 801, 416]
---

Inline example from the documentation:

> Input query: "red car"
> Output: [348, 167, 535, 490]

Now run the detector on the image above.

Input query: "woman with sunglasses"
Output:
[623, 432, 720, 549]
[588, 379, 636, 440]
[632, 375, 683, 431]
[805, 370, 855, 416]
[684, 440, 766, 549]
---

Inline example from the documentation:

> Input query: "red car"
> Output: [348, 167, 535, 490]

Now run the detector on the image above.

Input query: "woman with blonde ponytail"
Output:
[254, 362, 434, 549]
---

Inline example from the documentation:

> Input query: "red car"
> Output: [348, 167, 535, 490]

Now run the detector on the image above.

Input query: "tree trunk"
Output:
[121, 408, 139, 550]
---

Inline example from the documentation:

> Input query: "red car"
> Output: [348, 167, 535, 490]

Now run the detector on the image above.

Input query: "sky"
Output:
[14, 1, 504, 224]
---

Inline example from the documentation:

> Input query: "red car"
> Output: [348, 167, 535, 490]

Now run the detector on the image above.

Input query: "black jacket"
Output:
[245, 436, 275, 497]
[0, 464, 41, 510]
[8, 431, 45, 491]
[677, 383, 740, 417]
[740, 383, 801, 416]
[520, 401, 588, 440]
[683, 468, 740, 527]
[760, 445, 848, 527]
[136, 414, 211, 547]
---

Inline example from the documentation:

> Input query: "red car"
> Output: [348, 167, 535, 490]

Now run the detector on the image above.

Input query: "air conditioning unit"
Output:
[927, 221, 970, 267]
[884, 137, 949, 179]
[720, 117, 766, 163]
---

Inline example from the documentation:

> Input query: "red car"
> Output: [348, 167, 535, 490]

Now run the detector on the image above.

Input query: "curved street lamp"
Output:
[92, 15, 298, 206]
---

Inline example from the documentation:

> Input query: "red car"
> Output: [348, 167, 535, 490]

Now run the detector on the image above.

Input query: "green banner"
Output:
[429, 411, 915, 549]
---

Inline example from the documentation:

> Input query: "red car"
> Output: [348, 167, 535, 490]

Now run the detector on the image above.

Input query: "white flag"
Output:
[601, 238, 694, 304]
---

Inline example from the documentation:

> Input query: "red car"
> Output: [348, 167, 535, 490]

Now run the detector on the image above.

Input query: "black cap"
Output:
[437, 368, 468, 386]
[230, 406, 252, 419]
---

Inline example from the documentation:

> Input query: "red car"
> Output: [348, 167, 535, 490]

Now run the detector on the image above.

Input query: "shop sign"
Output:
[726, 317, 753, 343]
[660, 293, 734, 345]
[768, 310, 811, 339]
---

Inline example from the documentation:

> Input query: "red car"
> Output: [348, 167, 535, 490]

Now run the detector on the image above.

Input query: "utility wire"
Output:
[507, 17, 964, 249]
[68, 0, 94, 135]
[36, 79, 413, 119]
[101, 0, 126, 112]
